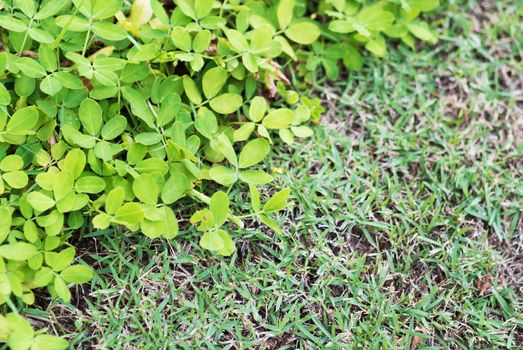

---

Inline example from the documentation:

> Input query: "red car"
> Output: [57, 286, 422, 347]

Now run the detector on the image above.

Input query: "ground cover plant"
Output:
[4, 0, 521, 349]
[42, 0, 520, 348]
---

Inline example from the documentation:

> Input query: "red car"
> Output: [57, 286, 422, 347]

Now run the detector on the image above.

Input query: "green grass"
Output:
[24, 0, 523, 348]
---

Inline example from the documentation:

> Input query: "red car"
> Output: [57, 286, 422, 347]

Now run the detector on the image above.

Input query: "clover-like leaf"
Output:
[284, 22, 321, 45]
[133, 174, 158, 205]
[238, 138, 270, 169]
[27, 192, 55, 212]
[202, 66, 227, 99]
[209, 93, 243, 114]
[60, 265, 93, 284]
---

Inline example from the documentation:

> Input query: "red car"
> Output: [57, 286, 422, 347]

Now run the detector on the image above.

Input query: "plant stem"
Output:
[82, 22, 92, 56]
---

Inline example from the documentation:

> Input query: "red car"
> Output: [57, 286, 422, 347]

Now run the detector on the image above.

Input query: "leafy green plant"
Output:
[0, 0, 440, 346]
[299, 0, 440, 80]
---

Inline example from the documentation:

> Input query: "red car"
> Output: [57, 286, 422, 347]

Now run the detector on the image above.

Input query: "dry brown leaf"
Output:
[410, 335, 422, 350]
[477, 275, 493, 296]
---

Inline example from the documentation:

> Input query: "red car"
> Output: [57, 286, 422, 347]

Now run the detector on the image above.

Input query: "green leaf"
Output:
[2, 171, 28, 189]
[15, 0, 36, 17]
[72, 0, 93, 16]
[121, 86, 155, 128]
[6, 314, 34, 350]
[238, 138, 270, 169]
[75, 176, 106, 194]
[16, 58, 47, 78]
[47, 171, 74, 201]
[55, 15, 90, 32]
[410, 0, 439, 12]
[101, 115, 127, 140]
[175, 0, 195, 19]
[225, 29, 249, 52]
[0, 207, 12, 242]
[263, 187, 291, 213]
[62, 149, 86, 178]
[343, 46, 363, 71]
[92, 0, 122, 19]
[161, 174, 189, 204]
[212, 134, 237, 167]
[407, 22, 438, 44]
[93, 212, 111, 229]
[192, 30, 212, 53]
[250, 25, 274, 53]
[133, 174, 158, 205]
[55, 71, 83, 89]
[238, 170, 274, 185]
[285, 22, 320, 45]
[94, 57, 127, 72]
[92, 21, 127, 41]
[161, 207, 179, 239]
[277, 0, 295, 29]
[262, 108, 295, 129]
[40, 75, 62, 95]
[105, 186, 125, 214]
[209, 93, 243, 114]
[0, 83, 10, 105]
[27, 192, 55, 212]
[128, 43, 159, 62]
[233, 122, 255, 142]
[63, 125, 97, 149]
[200, 16, 226, 29]
[199, 230, 224, 251]
[357, 5, 394, 34]
[60, 265, 93, 283]
[329, 20, 356, 34]
[279, 128, 294, 145]
[0, 242, 36, 261]
[182, 75, 202, 105]
[0, 155, 24, 172]
[365, 35, 387, 57]
[114, 202, 144, 226]
[28, 28, 55, 44]
[194, 107, 218, 138]
[23, 220, 38, 243]
[242, 53, 258, 73]
[54, 275, 71, 302]
[93, 69, 120, 85]
[210, 191, 229, 226]
[32, 335, 68, 350]
[7, 107, 39, 133]
[94, 141, 115, 161]
[209, 166, 238, 186]
[248, 96, 267, 122]
[79, 98, 103, 136]
[202, 66, 227, 99]
[250, 184, 261, 212]
[216, 229, 235, 256]
[291, 126, 314, 138]
[0, 16, 27, 32]
[32, 267, 54, 287]
[194, 0, 213, 18]
[135, 132, 162, 145]
[275, 35, 297, 60]
[46, 247, 75, 271]
[134, 158, 169, 175]
[258, 214, 282, 235]
[35, 0, 66, 20]
[171, 26, 192, 52]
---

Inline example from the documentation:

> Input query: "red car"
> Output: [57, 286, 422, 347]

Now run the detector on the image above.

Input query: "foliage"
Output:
[0, 0, 440, 346]
[300, 0, 441, 80]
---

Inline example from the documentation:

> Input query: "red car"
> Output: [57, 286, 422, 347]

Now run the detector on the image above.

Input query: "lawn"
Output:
[24, 0, 523, 348]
